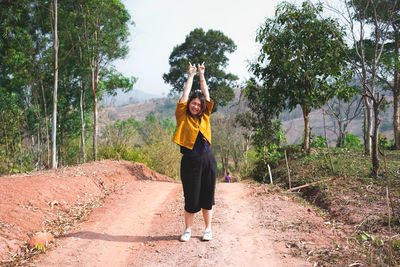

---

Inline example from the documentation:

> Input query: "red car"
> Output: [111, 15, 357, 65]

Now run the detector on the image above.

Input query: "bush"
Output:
[98, 145, 148, 165]
[378, 133, 394, 150]
[311, 136, 327, 148]
[344, 134, 362, 148]
[123, 147, 148, 163]
[238, 149, 258, 179]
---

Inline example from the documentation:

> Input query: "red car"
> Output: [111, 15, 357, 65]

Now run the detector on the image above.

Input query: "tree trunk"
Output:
[80, 84, 86, 163]
[301, 105, 311, 153]
[40, 80, 50, 168]
[91, 67, 98, 161]
[224, 156, 229, 177]
[78, 40, 86, 163]
[372, 100, 381, 178]
[336, 120, 345, 147]
[220, 155, 225, 176]
[51, 0, 58, 169]
[363, 96, 372, 156]
[393, 29, 400, 149]
[394, 89, 400, 149]
[31, 84, 42, 168]
[58, 132, 62, 167]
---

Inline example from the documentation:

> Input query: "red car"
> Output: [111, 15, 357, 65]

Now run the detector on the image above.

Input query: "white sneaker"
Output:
[202, 228, 212, 241]
[180, 229, 191, 242]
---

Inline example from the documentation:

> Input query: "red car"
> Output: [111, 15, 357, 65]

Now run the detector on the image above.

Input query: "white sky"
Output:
[114, 0, 287, 97]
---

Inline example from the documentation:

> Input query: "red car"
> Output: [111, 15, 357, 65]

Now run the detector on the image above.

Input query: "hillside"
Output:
[99, 98, 176, 126]
[101, 89, 162, 107]
[281, 105, 394, 144]
[99, 89, 396, 145]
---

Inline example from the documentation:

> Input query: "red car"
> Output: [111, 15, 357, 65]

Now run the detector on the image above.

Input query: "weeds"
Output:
[268, 146, 400, 265]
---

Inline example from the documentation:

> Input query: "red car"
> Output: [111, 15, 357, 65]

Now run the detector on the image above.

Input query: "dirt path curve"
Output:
[30, 181, 311, 267]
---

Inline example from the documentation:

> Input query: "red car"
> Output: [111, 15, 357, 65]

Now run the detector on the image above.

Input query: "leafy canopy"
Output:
[249, 1, 350, 115]
[163, 28, 238, 108]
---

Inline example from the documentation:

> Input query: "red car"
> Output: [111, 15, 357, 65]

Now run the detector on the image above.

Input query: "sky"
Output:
[114, 0, 288, 97]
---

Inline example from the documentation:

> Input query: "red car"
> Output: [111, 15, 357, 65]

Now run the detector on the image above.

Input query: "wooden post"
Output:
[267, 164, 273, 184]
[284, 150, 291, 189]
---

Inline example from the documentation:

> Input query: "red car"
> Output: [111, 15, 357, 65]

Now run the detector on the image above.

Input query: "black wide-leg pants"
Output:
[180, 150, 217, 213]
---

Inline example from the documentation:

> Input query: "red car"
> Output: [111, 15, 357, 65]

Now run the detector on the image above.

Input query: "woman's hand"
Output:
[198, 62, 205, 76]
[198, 62, 210, 101]
[188, 62, 197, 76]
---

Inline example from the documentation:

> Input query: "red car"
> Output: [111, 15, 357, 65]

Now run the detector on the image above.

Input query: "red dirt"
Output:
[0, 160, 349, 266]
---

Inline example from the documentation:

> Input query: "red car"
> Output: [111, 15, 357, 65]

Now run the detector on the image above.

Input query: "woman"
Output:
[172, 62, 218, 242]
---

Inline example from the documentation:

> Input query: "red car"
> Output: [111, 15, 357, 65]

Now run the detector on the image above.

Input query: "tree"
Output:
[250, 1, 350, 153]
[376, 1, 400, 149]
[163, 28, 238, 108]
[326, 79, 363, 147]
[335, 0, 398, 176]
[51, 0, 59, 168]
[212, 114, 234, 176]
[241, 79, 285, 151]
[327, 95, 363, 147]
[79, 0, 132, 160]
[0, 0, 43, 172]
[0, 1, 134, 172]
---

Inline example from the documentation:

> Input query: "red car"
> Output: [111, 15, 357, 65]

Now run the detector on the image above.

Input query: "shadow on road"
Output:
[60, 231, 179, 242]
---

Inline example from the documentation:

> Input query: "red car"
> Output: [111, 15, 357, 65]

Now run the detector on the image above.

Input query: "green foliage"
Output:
[0, 0, 135, 171]
[311, 136, 327, 148]
[98, 118, 143, 162]
[378, 133, 394, 150]
[97, 115, 180, 179]
[248, 1, 351, 152]
[140, 123, 181, 179]
[0, 89, 34, 174]
[98, 145, 147, 165]
[99, 68, 136, 95]
[236, 104, 287, 181]
[239, 149, 259, 179]
[248, 138, 287, 183]
[344, 134, 362, 148]
[251, 1, 349, 112]
[393, 239, 400, 249]
[160, 118, 176, 134]
[163, 28, 238, 108]
[357, 232, 384, 247]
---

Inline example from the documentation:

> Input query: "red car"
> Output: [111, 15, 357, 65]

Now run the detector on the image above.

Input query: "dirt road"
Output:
[28, 180, 314, 267]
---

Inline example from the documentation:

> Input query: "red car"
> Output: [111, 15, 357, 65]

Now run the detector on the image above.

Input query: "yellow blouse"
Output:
[172, 99, 214, 149]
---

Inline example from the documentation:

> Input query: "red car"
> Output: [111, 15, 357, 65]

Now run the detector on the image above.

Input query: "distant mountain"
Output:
[101, 88, 163, 107]
[99, 97, 177, 126]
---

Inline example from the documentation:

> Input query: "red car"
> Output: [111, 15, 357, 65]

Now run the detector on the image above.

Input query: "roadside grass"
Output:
[271, 147, 400, 266]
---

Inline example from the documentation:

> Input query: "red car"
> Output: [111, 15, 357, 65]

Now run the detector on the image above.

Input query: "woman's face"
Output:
[189, 98, 202, 116]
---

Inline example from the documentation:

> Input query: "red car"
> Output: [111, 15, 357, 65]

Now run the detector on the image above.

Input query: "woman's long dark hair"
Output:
[186, 91, 206, 119]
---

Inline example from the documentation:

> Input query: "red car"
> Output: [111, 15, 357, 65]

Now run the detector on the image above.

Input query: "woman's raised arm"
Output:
[198, 62, 210, 102]
[179, 62, 196, 103]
